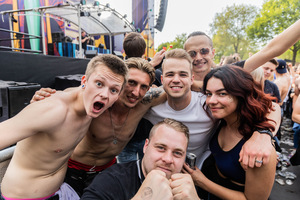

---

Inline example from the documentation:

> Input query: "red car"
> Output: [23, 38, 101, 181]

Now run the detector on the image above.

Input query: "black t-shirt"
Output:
[81, 36, 88, 50]
[81, 160, 144, 200]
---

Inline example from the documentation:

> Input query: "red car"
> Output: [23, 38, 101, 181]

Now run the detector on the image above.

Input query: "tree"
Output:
[247, 0, 300, 65]
[156, 33, 187, 52]
[209, 4, 258, 62]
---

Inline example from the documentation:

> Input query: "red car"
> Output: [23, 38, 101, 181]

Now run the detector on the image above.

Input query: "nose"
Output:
[194, 51, 203, 60]
[131, 85, 140, 96]
[161, 151, 173, 164]
[99, 87, 109, 99]
[172, 74, 180, 82]
[207, 94, 217, 104]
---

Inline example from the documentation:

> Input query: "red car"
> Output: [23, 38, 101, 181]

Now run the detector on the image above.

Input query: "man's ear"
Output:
[160, 74, 163, 84]
[143, 139, 150, 154]
[81, 75, 87, 86]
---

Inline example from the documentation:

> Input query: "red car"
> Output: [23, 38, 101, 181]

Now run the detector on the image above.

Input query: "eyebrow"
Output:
[97, 75, 122, 88]
[154, 142, 185, 152]
[206, 88, 226, 93]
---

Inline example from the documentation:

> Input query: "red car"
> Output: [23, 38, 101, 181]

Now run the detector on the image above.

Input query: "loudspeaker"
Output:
[85, 50, 98, 59]
[55, 74, 83, 90]
[0, 81, 41, 122]
[52, 32, 65, 43]
[113, 51, 123, 59]
[155, 0, 168, 31]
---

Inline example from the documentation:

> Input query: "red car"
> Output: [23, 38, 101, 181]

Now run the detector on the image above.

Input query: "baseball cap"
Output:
[276, 59, 287, 74]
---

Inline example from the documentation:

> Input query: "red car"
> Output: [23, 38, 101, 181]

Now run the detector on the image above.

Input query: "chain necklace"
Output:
[109, 108, 130, 145]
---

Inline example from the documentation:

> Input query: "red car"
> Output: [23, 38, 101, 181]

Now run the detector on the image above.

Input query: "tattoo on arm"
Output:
[141, 187, 153, 200]
[141, 87, 164, 105]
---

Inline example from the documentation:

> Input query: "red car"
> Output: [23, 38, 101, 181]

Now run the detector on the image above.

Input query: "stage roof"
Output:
[0, 3, 135, 36]
[44, 4, 135, 36]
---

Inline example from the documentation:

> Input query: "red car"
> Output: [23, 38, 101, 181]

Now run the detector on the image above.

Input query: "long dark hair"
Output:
[203, 65, 275, 139]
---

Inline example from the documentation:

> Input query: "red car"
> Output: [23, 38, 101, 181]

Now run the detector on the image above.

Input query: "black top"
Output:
[81, 36, 88, 50]
[81, 160, 144, 200]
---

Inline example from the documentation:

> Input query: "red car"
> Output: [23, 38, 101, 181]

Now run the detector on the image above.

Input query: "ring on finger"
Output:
[255, 159, 263, 164]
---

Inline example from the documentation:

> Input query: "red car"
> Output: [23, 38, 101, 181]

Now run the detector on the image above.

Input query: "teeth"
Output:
[171, 87, 181, 89]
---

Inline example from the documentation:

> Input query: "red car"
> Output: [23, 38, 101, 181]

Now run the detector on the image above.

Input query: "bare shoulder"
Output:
[24, 91, 72, 127]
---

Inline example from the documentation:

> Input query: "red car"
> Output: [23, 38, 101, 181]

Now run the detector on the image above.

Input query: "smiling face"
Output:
[82, 64, 125, 118]
[142, 124, 188, 179]
[118, 68, 151, 108]
[205, 77, 238, 122]
[161, 58, 193, 100]
[184, 35, 215, 79]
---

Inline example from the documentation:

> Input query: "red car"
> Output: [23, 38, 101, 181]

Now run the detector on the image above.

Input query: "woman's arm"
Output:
[244, 148, 277, 199]
[244, 19, 300, 73]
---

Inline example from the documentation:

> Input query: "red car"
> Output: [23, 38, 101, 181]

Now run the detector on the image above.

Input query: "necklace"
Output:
[109, 108, 130, 145]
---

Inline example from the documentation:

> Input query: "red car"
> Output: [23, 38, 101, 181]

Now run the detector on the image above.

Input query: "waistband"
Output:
[1, 193, 56, 200]
[68, 157, 116, 172]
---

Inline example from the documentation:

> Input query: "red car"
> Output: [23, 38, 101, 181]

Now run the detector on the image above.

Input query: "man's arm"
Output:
[292, 94, 300, 124]
[239, 102, 281, 169]
[140, 86, 166, 107]
[244, 19, 300, 72]
[0, 96, 67, 150]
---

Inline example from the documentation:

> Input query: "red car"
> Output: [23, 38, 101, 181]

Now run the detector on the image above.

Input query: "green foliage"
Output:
[209, 4, 259, 63]
[247, 0, 300, 64]
[156, 33, 187, 51]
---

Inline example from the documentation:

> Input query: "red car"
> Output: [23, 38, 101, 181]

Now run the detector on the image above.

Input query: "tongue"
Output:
[94, 102, 103, 111]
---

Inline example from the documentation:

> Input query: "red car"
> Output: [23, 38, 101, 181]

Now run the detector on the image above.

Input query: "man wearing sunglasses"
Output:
[183, 22, 300, 168]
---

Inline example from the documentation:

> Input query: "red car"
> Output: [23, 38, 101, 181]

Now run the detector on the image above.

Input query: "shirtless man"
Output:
[31, 57, 163, 196]
[274, 59, 292, 108]
[32, 19, 300, 194]
[0, 54, 128, 200]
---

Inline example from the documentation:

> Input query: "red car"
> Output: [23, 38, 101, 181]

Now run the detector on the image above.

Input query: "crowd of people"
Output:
[0, 18, 300, 200]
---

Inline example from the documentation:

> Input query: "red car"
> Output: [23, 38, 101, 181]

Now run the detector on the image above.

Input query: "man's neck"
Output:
[111, 100, 131, 115]
[167, 91, 192, 111]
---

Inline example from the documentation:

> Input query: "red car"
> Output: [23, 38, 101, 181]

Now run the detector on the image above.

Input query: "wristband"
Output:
[256, 129, 274, 139]
[256, 129, 275, 148]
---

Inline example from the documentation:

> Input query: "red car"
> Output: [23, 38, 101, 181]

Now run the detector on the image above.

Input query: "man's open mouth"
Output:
[93, 102, 104, 111]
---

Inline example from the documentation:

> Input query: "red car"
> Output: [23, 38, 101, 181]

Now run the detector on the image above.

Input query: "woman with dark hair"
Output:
[184, 65, 280, 200]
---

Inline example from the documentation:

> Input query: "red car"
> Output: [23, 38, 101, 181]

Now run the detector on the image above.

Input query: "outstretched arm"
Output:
[0, 97, 67, 150]
[244, 19, 300, 72]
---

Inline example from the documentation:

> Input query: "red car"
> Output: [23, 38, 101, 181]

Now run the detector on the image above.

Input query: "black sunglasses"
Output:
[188, 48, 210, 58]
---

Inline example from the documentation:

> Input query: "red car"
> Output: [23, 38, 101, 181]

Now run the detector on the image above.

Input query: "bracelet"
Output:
[256, 129, 274, 139]
[256, 129, 275, 148]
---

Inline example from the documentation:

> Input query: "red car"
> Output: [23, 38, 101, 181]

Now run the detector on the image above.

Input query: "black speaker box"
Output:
[55, 74, 83, 90]
[85, 50, 98, 59]
[52, 32, 65, 43]
[0, 81, 41, 122]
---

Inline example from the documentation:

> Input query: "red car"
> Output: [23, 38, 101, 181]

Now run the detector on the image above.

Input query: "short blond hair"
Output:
[162, 49, 193, 73]
[85, 54, 128, 86]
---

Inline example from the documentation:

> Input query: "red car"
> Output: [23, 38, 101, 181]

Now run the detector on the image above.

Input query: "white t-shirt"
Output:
[144, 91, 214, 168]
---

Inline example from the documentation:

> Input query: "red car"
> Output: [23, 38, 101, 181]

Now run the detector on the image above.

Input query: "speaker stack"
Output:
[0, 81, 41, 122]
